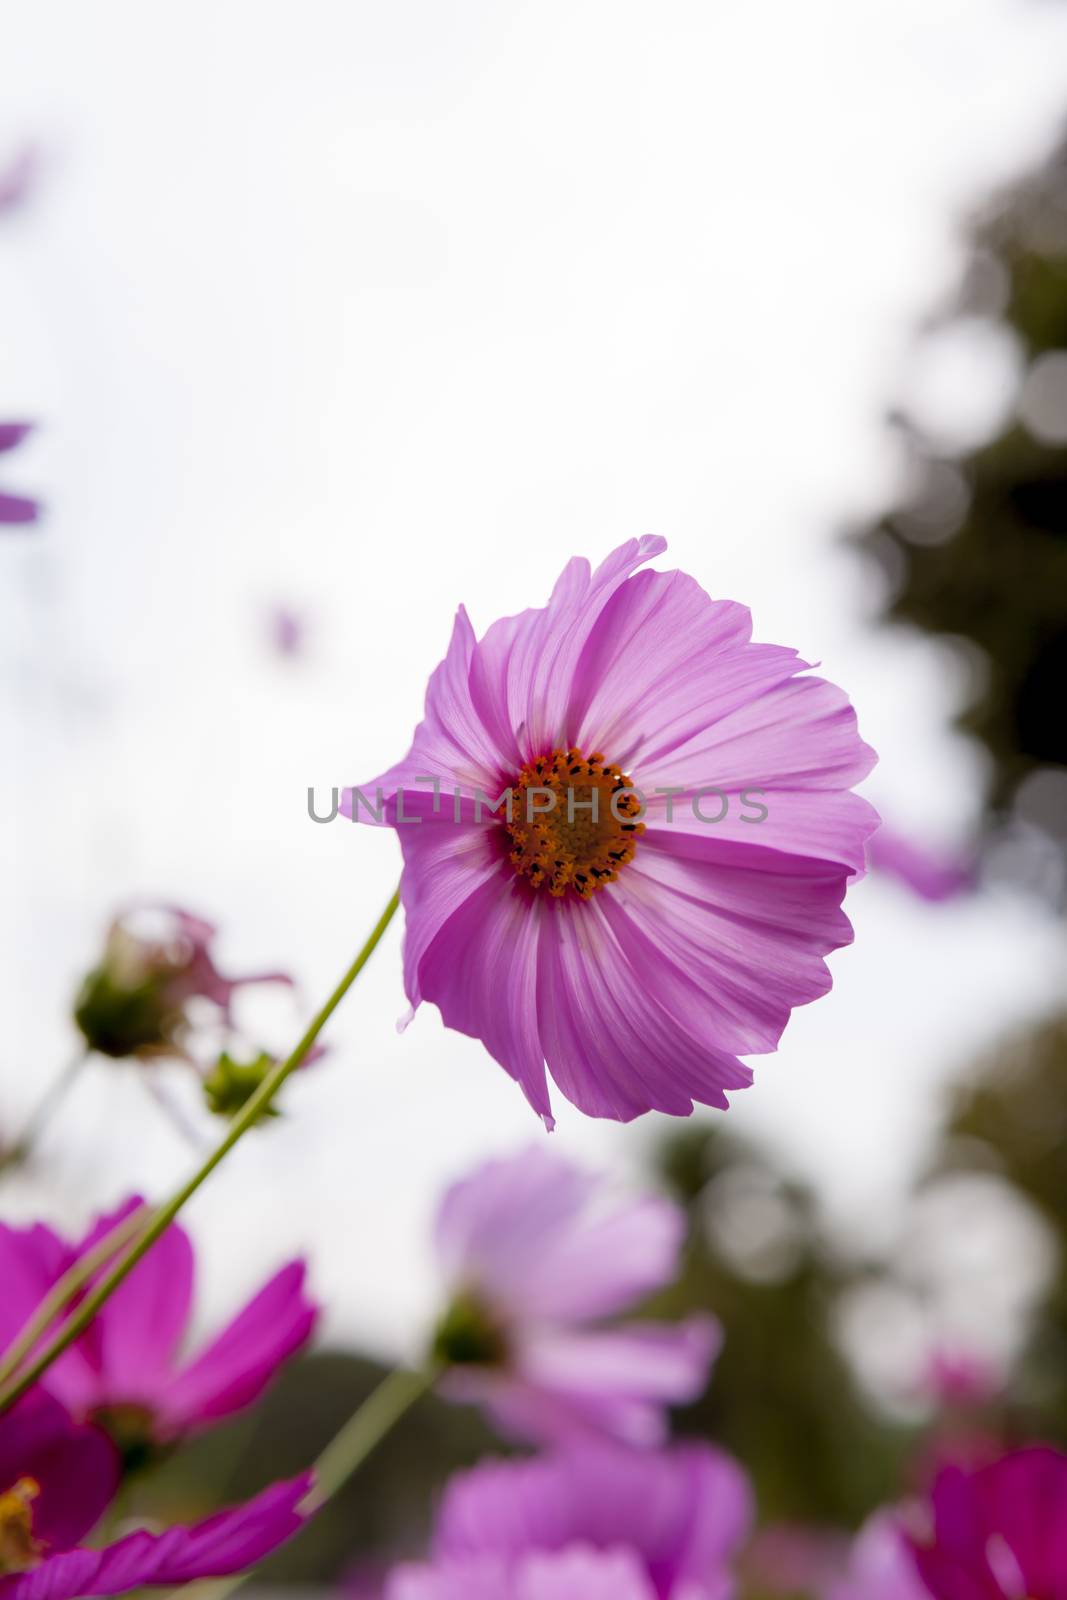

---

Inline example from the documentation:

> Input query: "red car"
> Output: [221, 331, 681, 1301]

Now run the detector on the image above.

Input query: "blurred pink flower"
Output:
[0, 424, 39, 528]
[0, 1390, 311, 1599]
[386, 1547, 659, 1600]
[350, 537, 876, 1124]
[868, 826, 977, 904]
[73, 904, 293, 1061]
[268, 604, 307, 658]
[921, 1348, 1001, 1411]
[0, 1197, 317, 1462]
[827, 1512, 929, 1600]
[0, 147, 38, 214]
[430, 1147, 719, 1448]
[388, 1439, 752, 1600]
[907, 1446, 1067, 1600]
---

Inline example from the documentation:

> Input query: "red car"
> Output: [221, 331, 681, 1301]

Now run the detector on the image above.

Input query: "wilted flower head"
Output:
[430, 1147, 718, 1448]
[0, 425, 39, 528]
[388, 1440, 752, 1600]
[73, 905, 292, 1061]
[906, 1445, 1067, 1600]
[0, 1197, 317, 1466]
[350, 538, 876, 1124]
[0, 1390, 311, 1599]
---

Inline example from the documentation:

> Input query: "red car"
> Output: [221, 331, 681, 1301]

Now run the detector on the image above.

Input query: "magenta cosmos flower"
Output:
[73, 904, 293, 1061]
[0, 425, 39, 528]
[905, 1446, 1067, 1600]
[0, 1390, 311, 1598]
[349, 538, 877, 1125]
[387, 1440, 752, 1600]
[430, 1147, 718, 1448]
[0, 1197, 317, 1463]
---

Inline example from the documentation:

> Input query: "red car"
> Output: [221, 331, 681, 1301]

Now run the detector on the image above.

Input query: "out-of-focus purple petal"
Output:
[432, 1149, 717, 1449]
[868, 826, 978, 904]
[0, 424, 34, 454]
[0, 492, 39, 526]
[487, 1319, 720, 1449]
[827, 1513, 930, 1600]
[0, 148, 38, 214]
[433, 1443, 752, 1599]
[387, 1548, 659, 1600]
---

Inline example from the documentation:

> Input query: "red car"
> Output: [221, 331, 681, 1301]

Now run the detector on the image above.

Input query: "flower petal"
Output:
[637, 672, 877, 800]
[346, 607, 512, 815]
[0, 423, 34, 453]
[435, 1441, 752, 1594]
[64, 1201, 193, 1408]
[387, 1549, 657, 1600]
[0, 491, 39, 525]
[536, 896, 753, 1122]
[0, 1475, 313, 1600]
[435, 1148, 597, 1309]
[604, 837, 859, 1055]
[0, 1391, 119, 1552]
[473, 537, 668, 761]
[159, 1262, 317, 1436]
[415, 875, 553, 1124]
[505, 1317, 720, 1447]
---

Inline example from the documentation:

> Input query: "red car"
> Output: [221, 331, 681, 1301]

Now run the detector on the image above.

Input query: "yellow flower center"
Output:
[506, 748, 645, 900]
[0, 1478, 42, 1575]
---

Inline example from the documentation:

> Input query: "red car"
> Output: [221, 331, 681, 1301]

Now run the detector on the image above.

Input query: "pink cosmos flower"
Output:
[0, 1198, 317, 1463]
[0, 1390, 311, 1598]
[349, 538, 877, 1124]
[388, 1440, 752, 1600]
[73, 904, 293, 1061]
[430, 1148, 719, 1448]
[906, 1446, 1067, 1600]
[0, 425, 39, 528]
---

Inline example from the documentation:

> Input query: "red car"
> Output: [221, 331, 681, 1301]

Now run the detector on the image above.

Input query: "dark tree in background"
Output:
[852, 129, 1067, 903]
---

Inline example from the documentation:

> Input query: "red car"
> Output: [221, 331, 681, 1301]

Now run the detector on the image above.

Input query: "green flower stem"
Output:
[166, 1366, 436, 1600]
[306, 1363, 437, 1509]
[0, 887, 401, 1417]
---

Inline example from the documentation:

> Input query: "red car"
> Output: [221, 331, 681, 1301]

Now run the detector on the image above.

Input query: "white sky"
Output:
[2, 0, 1067, 1358]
